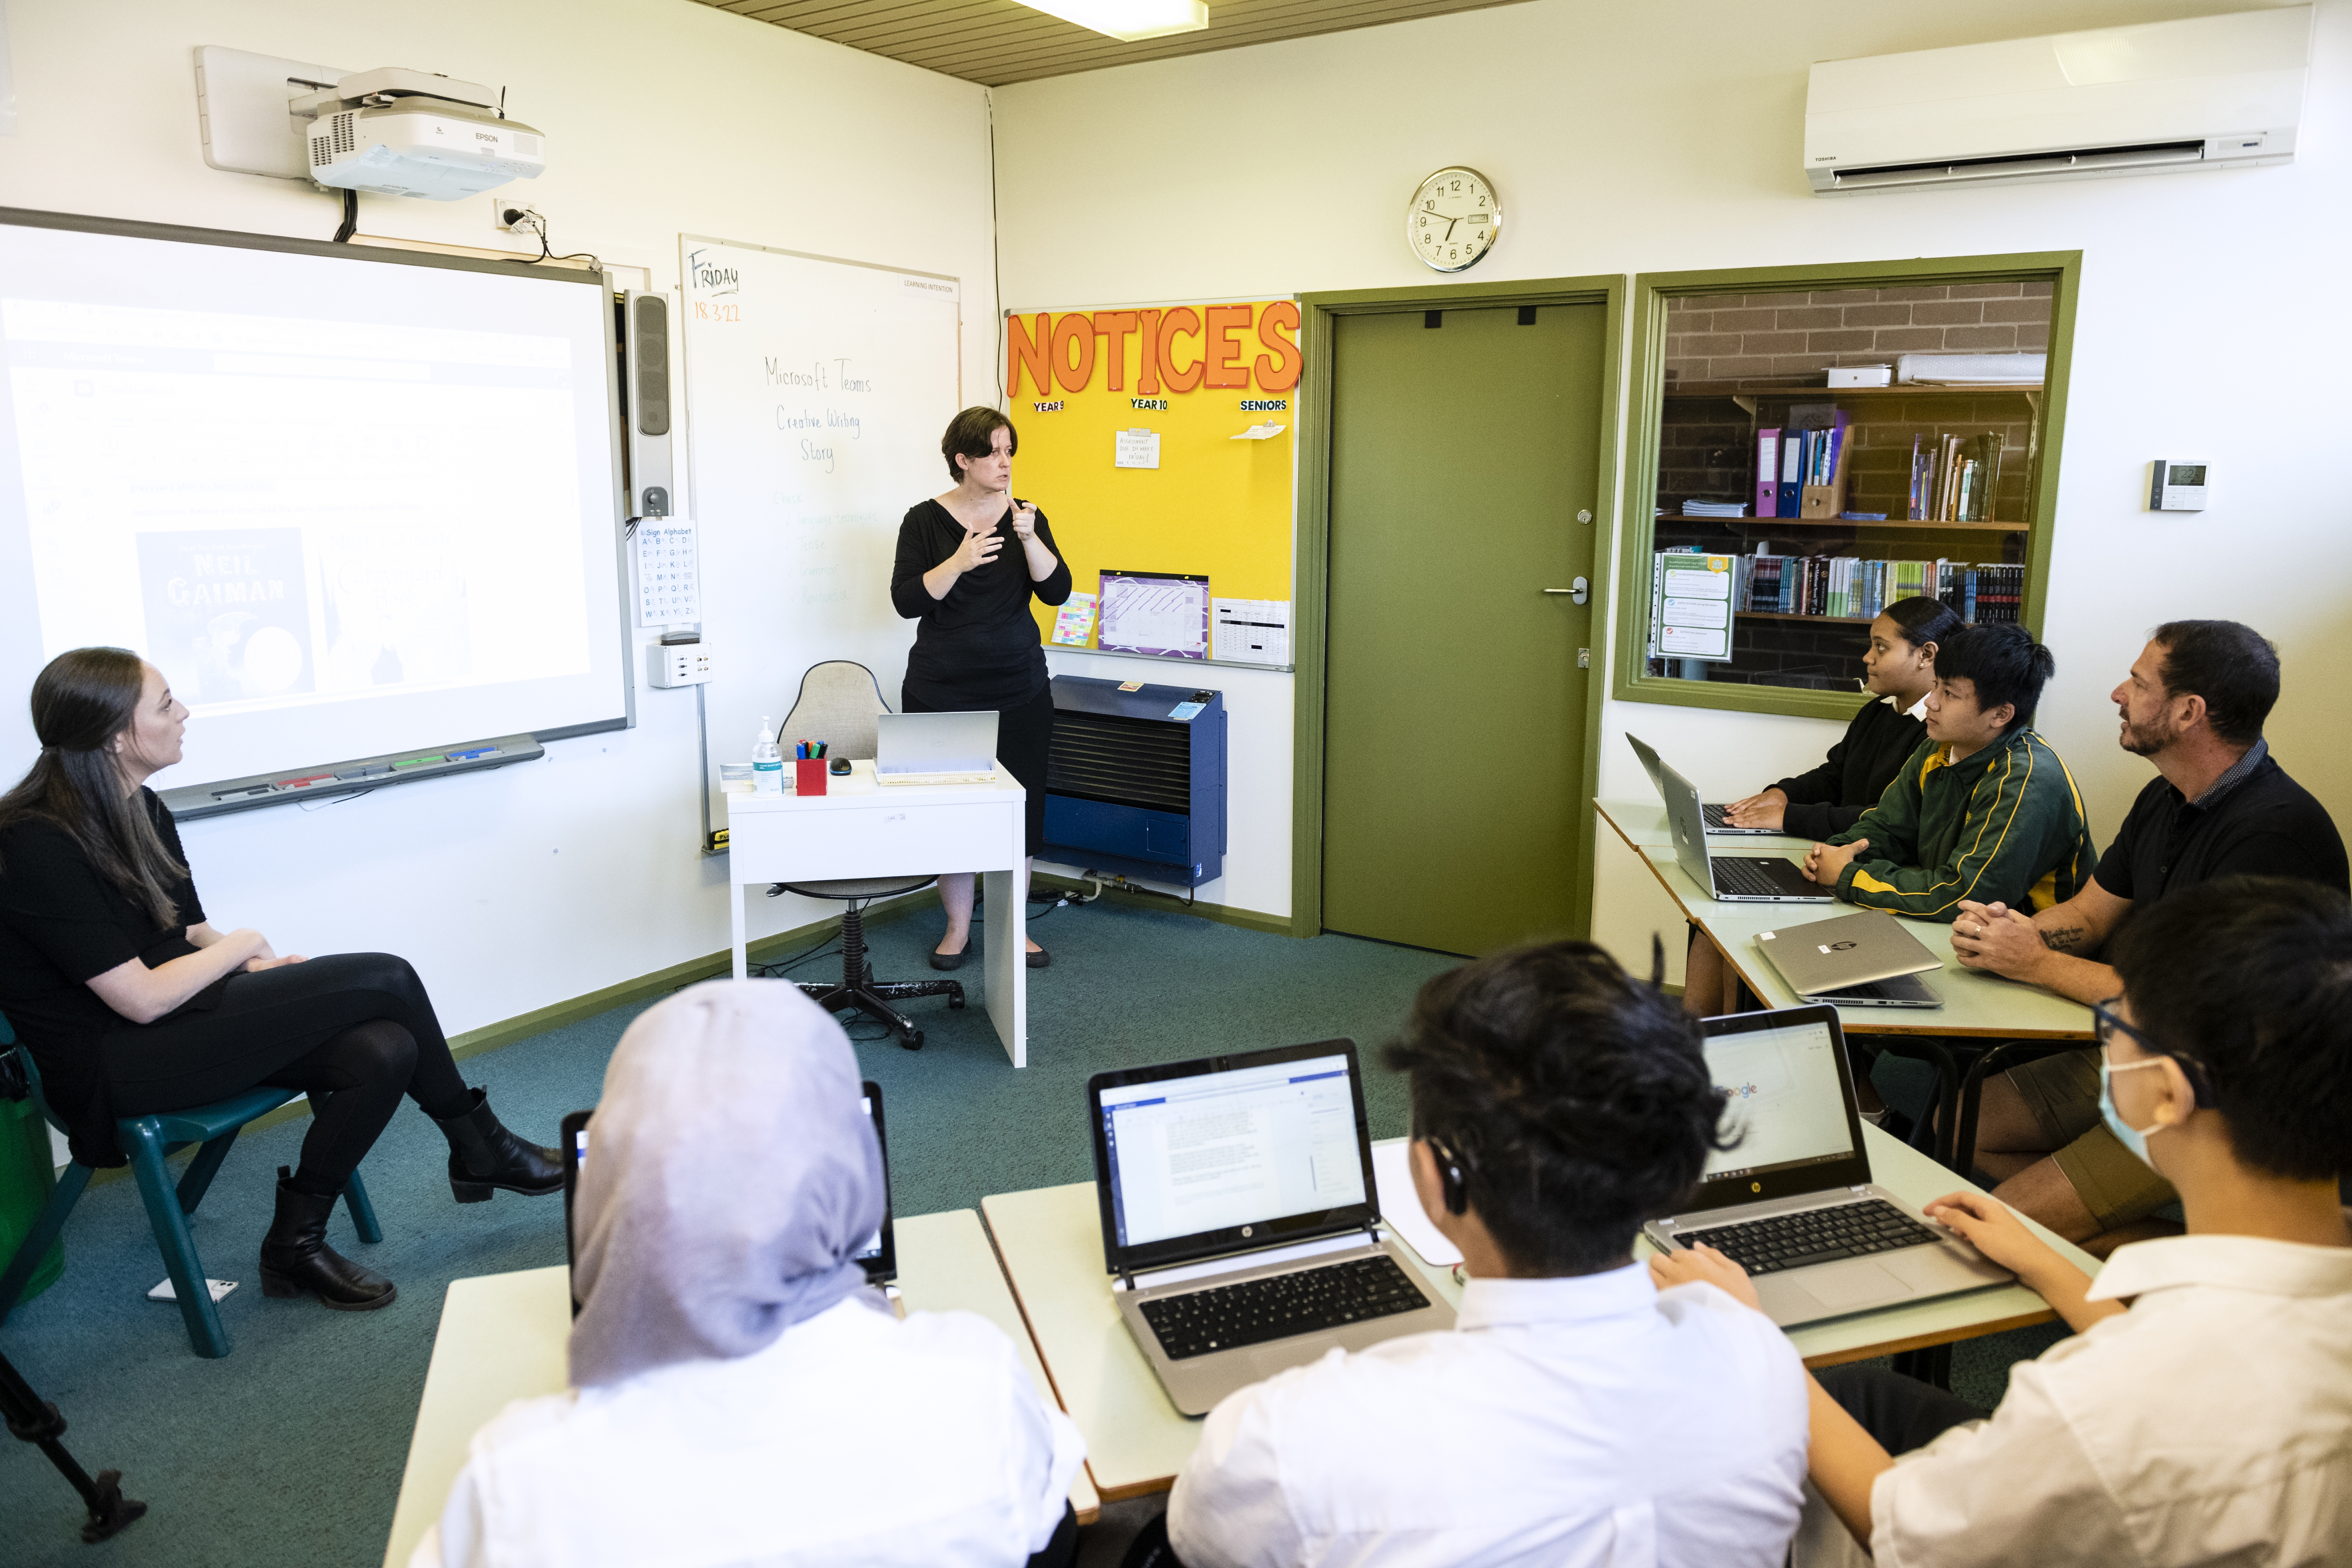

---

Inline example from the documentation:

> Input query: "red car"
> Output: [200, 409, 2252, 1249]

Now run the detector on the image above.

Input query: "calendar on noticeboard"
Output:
[635, 520, 701, 627]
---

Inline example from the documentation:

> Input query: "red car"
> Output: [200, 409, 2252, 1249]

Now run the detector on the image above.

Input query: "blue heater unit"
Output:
[1044, 675, 1227, 888]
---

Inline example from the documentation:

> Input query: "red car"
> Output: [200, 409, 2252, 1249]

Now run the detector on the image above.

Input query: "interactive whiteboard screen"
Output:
[0, 210, 627, 793]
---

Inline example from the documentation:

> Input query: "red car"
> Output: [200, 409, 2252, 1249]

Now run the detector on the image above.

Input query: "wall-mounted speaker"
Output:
[620, 290, 674, 517]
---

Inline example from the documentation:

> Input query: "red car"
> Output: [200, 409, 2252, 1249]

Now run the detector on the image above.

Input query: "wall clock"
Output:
[1407, 166, 1501, 273]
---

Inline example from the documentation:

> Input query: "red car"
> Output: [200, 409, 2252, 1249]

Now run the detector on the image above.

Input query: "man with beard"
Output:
[1947, 620, 2346, 1251]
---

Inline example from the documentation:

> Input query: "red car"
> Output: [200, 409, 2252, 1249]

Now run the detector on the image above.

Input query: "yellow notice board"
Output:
[1005, 300, 1298, 659]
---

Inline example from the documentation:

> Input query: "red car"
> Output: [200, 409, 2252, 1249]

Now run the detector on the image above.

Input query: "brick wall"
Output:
[1665, 281, 2053, 387]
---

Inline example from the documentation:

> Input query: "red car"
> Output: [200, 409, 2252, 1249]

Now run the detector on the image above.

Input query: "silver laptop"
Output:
[1754, 911, 1945, 1010]
[874, 710, 998, 785]
[1090, 1041, 1455, 1418]
[1645, 1006, 2010, 1326]
[1626, 733, 1775, 835]
[1656, 755, 1833, 903]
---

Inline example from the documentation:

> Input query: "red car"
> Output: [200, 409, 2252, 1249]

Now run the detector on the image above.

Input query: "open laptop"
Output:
[874, 710, 998, 786]
[1089, 1041, 1455, 1417]
[1625, 733, 1776, 835]
[1754, 911, 1944, 1009]
[1644, 1006, 2010, 1326]
[562, 1080, 899, 1318]
[1656, 754, 1832, 903]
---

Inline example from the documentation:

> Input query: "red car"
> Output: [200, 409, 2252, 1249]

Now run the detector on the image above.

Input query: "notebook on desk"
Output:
[562, 1081, 898, 1318]
[1088, 1041, 1454, 1417]
[1644, 1007, 2008, 1326]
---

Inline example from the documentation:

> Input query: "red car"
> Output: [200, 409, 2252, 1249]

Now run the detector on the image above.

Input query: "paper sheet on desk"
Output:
[1372, 1142, 1462, 1267]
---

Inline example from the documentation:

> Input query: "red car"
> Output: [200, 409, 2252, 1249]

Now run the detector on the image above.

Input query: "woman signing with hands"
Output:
[890, 408, 1074, 971]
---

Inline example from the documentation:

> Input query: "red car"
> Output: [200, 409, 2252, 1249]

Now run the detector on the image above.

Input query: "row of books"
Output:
[1740, 554, 2026, 623]
[1910, 432, 2007, 522]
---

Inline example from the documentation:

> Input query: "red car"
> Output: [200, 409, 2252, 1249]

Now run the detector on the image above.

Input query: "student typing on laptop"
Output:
[1944, 621, 2350, 1254]
[1685, 597, 1959, 1013]
[1799, 622, 2094, 920]
[1161, 942, 1809, 1568]
[1654, 876, 2352, 1568]
[413, 981, 1085, 1568]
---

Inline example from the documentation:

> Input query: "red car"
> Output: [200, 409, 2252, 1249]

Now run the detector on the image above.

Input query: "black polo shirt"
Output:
[2092, 750, 2348, 904]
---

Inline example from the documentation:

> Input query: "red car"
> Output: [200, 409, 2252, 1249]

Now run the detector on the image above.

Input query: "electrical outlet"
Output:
[648, 642, 712, 688]
[491, 198, 542, 232]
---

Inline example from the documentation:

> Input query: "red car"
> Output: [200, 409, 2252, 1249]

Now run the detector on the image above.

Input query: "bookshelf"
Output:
[1650, 381, 2044, 691]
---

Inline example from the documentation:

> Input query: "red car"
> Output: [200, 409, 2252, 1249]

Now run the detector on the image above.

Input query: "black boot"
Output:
[433, 1088, 564, 1202]
[258, 1167, 395, 1311]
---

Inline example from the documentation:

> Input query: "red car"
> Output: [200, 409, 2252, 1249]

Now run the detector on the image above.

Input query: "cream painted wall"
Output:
[993, 0, 2352, 975]
[0, 0, 1001, 1035]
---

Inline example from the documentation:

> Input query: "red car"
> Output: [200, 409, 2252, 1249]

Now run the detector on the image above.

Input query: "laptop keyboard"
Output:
[1679, 1198, 1943, 1276]
[1713, 857, 1805, 898]
[1139, 1254, 1431, 1360]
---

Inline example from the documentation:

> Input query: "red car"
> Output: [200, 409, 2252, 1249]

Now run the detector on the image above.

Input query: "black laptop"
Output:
[562, 1080, 897, 1317]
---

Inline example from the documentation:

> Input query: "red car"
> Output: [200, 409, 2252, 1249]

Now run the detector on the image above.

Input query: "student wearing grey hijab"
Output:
[413, 980, 1085, 1568]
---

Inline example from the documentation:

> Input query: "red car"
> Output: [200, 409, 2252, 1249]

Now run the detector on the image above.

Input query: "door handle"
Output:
[1543, 578, 1590, 605]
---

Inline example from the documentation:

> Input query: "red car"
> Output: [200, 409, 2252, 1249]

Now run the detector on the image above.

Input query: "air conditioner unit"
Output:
[1805, 6, 2310, 195]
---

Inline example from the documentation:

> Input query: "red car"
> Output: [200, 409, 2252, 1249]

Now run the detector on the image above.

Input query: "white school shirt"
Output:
[1166, 1263, 1809, 1568]
[1866, 1234, 2352, 1568]
[411, 1293, 1085, 1568]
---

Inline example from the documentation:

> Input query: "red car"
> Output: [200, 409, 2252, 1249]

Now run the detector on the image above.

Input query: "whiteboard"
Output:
[678, 237, 961, 841]
[0, 209, 628, 796]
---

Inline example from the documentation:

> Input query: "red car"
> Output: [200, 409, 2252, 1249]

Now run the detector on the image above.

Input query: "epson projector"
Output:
[295, 68, 544, 201]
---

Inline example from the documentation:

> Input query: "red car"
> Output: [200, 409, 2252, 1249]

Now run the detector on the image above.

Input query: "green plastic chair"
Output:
[0, 1031, 379, 1359]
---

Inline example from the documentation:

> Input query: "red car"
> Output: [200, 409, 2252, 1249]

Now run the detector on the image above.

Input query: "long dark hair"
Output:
[0, 648, 187, 927]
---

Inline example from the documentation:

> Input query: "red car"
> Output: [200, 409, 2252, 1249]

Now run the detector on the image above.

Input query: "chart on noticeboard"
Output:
[1010, 300, 1297, 670]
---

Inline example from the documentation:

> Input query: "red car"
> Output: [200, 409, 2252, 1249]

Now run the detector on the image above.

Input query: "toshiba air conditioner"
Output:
[1806, 6, 2311, 195]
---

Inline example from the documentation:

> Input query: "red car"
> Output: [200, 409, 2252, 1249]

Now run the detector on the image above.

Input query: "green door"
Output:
[1323, 303, 1604, 955]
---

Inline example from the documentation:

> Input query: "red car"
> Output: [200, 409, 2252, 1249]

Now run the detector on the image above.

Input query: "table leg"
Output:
[982, 865, 1027, 1069]
[731, 877, 748, 981]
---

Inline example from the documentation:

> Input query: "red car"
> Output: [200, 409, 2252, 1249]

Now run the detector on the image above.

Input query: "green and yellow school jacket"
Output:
[1826, 729, 2094, 918]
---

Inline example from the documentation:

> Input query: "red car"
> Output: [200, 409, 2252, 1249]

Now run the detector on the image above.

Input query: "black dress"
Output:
[891, 498, 1074, 857]
[0, 790, 462, 1170]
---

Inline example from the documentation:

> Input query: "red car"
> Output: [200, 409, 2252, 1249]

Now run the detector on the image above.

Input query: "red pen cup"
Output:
[794, 759, 827, 796]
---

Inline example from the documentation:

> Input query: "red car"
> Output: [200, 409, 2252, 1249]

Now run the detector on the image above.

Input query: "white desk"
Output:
[726, 760, 1030, 1067]
[380, 1209, 1099, 1568]
[983, 1128, 2097, 1500]
[1597, 798, 2093, 1041]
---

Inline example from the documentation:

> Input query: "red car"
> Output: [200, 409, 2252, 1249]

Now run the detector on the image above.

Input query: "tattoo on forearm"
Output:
[2041, 925, 2087, 953]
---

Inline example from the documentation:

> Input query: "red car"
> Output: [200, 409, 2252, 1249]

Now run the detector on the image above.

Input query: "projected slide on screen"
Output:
[1702, 1022, 1856, 1180]
[0, 216, 624, 794]
[1099, 1055, 1366, 1249]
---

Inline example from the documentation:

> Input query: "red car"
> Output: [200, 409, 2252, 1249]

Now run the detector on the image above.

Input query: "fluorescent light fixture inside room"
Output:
[1017, 0, 1210, 44]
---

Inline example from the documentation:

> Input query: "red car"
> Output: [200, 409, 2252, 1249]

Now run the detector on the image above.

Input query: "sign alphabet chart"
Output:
[635, 519, 702, 627]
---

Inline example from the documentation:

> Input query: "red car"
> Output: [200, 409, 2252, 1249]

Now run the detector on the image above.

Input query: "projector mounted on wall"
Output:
[1804, 6, 2310, 195]
[196, 46, 544, 201]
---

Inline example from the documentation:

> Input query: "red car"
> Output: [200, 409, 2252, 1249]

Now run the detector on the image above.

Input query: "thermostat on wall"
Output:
[2149, 459, 2208, 511]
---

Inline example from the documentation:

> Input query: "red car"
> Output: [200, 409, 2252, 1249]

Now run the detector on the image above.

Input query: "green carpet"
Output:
[0, 899, 2054, 1563]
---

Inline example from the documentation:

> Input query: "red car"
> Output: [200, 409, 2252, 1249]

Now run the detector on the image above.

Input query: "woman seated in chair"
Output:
[413, 980, 1086, 1568]
[0, 647, 561, 1312]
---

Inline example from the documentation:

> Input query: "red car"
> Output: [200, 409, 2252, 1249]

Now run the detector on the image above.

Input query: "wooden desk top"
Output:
[984, 1131, 2096, 1499]
[380, 1210, 1097, 1568]
[1597, 798, 2092, 1039]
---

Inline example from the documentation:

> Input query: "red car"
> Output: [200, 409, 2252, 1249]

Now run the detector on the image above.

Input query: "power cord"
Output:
[499, 206, 601, 274]
[331, 188, 358, 244]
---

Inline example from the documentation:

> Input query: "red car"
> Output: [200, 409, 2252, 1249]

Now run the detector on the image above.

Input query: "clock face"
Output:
[1408, 167, 1501, 273]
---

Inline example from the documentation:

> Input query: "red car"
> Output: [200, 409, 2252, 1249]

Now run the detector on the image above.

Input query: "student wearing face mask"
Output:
[1653, 874, 2352, 1567]
[1686, 597, 1958, 1016]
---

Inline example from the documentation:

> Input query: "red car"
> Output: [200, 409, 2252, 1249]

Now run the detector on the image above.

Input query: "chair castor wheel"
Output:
[899, 1029, 925, 1051]
[948, 995, 966, 1009]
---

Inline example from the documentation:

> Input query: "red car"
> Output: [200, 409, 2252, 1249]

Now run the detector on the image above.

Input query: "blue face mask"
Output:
[2097, 1057, 2168, 1167]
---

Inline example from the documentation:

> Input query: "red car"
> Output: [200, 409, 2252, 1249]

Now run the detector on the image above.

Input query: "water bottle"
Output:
[751, 715, 783, 795]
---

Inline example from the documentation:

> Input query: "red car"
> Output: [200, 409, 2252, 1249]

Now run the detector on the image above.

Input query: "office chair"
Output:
[768, 660, 964, 1050]
[0, 1033, 378, 1358]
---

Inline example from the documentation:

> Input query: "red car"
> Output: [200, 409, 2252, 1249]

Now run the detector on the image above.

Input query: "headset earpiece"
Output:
[1428, 1135, 1469, 1217]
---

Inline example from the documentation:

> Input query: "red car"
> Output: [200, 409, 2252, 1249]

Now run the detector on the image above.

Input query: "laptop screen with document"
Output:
[1089, 1040, 1378, 1274]
[1687, 1005, 1872, 1209]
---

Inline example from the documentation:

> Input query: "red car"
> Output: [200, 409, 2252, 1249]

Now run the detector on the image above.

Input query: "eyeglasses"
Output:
[2091, 997, 2216, 1107]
